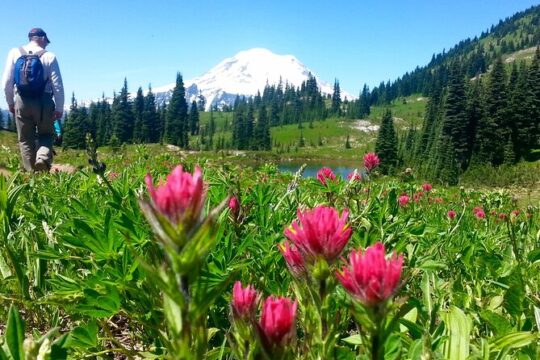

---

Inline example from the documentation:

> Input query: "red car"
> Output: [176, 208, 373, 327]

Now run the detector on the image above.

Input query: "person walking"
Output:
[1, 28, 64, 172]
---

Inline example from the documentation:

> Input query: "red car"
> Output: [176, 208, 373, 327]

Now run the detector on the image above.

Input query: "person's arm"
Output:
[49, 56, 64, 119]
[1, 49, 16, 113]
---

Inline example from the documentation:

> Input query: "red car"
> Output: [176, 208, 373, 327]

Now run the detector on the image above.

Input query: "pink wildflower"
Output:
[145, 165, 205, 229]
[278, 242, 307, 278]
[422, 183, 433, 192]
[229, 196, 240, 219]
[316, 167, 336, 186]
[398, 195, 410, 207]
[447, 210, 456, 220]
[347, 172, 362, 182]
[498, 213, 507, 220]
[284, 206, 352, 263]
[475, 209, 486, 219]
[259, 296, 297, 349]
[231, 281, 259, 321]
[363, 152, 380, 172]
[336, 242, 403, 307]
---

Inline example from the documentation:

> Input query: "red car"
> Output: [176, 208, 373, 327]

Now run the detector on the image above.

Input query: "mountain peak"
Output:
[153, 48, 354, 110]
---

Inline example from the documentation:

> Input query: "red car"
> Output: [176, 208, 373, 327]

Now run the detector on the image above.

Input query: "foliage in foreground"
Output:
[0, 148, 539, 359]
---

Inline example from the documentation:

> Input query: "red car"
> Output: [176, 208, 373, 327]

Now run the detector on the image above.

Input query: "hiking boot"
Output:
[34, 159, 50, 172]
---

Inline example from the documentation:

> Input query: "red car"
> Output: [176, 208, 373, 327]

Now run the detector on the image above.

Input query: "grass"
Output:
[369, 94, 427, 128]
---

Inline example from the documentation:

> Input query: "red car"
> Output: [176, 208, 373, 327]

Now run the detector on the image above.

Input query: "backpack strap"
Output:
[18, 47, 27, 56]
[34, 49, 47, 58]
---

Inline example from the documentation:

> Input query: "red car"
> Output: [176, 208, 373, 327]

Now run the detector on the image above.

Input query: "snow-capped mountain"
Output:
[152, 48, 355, 110]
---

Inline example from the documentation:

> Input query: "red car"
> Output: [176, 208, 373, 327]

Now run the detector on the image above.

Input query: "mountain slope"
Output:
[372, 4, 540, 102]
[152, 48, 354, 110]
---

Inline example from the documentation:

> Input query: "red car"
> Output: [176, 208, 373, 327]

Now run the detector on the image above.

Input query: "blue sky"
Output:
[1, 0, 539, 104]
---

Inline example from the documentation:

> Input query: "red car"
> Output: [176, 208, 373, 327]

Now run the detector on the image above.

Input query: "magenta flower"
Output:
[284, 206, 352, 263]
[231, 281, 259, 321]
[336, 242, 403, 307]
[398, 195, 410, 207]
[278, 242, 307, 278]
[317, 167, 336, 186]
[229, 196, 240, 219]
[422, 183, 433, 192]
[363, 152, 380, 172]
[475, 209, 486, 219]
[347, 172, 362, 182]
[259, 296, 297, 349]
[145, 165, 206, 230]
[447, 210, 456, 220]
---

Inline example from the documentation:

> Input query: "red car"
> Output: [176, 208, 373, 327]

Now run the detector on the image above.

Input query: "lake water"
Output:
[277, 160, 363, 179]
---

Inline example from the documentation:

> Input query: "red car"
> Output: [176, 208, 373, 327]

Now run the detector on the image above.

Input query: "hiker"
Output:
[1, 28, 64, 172]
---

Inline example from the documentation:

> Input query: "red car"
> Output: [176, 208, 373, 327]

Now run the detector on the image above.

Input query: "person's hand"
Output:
[8, 104, 15, 114]
[52, 111, 63, 120]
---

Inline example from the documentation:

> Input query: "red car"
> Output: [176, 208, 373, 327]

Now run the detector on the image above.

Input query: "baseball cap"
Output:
[28, 28, 50, 43]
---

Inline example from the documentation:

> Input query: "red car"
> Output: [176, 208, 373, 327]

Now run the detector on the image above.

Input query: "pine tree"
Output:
[525, 46, 540, 159]
[189, 101, 199, 135]
[465, 78, 485, 164]
[62, 94, 86, 149]
[485, 57, 508, 165]
[142, 86, 159, 143]
[165, 73, 189, 147]
[95, 94, 112, 147]
[358, 84, 371, 118]
[331, 79, 342, 116]
[439, 61, 468, 169]
[507, 62, 530, 161]
[112, 78, 134, 143]
[132, 87, 144, 143]
[375, 108, 398, 174]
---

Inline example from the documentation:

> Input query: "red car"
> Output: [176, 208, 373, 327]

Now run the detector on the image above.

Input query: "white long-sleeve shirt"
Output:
[1, 41, 64, 111]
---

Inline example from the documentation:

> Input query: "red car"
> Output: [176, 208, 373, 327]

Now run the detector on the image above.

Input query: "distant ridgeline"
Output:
[368, 4, 540, 184]
[59, 4, 539, 184]
[61, 72, 368, 151]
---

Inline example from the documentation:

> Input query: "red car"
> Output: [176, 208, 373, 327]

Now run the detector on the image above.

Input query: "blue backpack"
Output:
[14, 47, 48, 98]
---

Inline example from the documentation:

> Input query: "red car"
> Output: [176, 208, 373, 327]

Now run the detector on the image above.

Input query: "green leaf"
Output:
[384, 333, 402, 360]
[64, 321, 98, 349]
[479, 310, 512, 337]
[441, 306, 471, 360]
[491, 332, 537, 351]
[5, 305, 25, 360]
[341, 334, 363, 345]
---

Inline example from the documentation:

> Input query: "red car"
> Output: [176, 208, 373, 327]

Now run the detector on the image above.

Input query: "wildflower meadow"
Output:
[0, 149, 539, 359]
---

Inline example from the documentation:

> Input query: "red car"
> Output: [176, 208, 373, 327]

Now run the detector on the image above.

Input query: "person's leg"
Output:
[35, 94, 55, 169]
[14, 95, 37, 172]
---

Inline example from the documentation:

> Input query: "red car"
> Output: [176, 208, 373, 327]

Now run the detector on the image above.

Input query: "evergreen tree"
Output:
[507, 62, 530, 161]
[95, 94, 112, 147]
[132, 87, 144, 143]
[62, 94, 86, 149]
[165, 73, 189, 147]
[331, 79, 342, 116]
[358, 84, 371, 117]
[525, 46, 540, 158]
[439, 61, 468, 169]
[112, 79, 134, 143]
[189, 101, 199, 135]
[142, 85, 159, 143]
[465, 78, 485, 164]
[485, 57, 508, 165]
[254, 105, 271, 150]
[375, 108, 398, 174]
